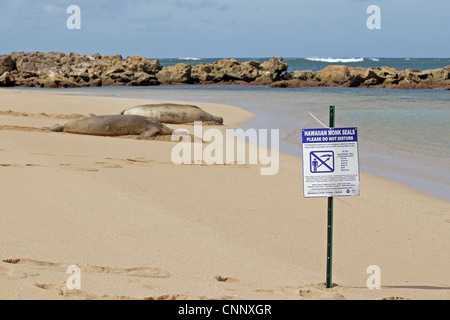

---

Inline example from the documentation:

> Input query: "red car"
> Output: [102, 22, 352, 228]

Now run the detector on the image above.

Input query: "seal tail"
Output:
[42, 124, 65, 132]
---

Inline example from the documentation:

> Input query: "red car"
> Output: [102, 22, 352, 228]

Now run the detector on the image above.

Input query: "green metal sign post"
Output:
[326, 105, 335, 289]
[302, 105, 360, 289]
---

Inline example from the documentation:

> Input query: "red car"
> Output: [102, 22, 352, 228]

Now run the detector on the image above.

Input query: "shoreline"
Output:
[0, 89, 449, 300]
[63, 87, 450, 202]
[4, 86, 449, 203]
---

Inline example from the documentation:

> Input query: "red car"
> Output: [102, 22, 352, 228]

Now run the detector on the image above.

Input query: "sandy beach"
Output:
[0, 88, 448, 300]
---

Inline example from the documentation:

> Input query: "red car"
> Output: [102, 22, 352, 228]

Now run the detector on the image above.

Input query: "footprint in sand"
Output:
[3, 258, 62, 267]
[126, 158, 153, 164]
[0, 110, 94, 120]
[32, 152, 55, 157]
[295, 283, 345, 300]
[0, 125, 45, 133]
[102, 157, 173, 166]
[3, 258, 171, 299]
[2, 258, 170, 279]
[214, 275, 240, 283]
[59, 164, 99, 172]
[380, 296, 410, 300]
[81, 265, 170, 279]
[95, 162, 122, 169]
[0, 265, 27, 280]
[0, 163, 47, 168]
[144, 294, 192, 300]
[0, 164, 19, 167]
[33, 282, 103, 300]
[33, 283, 195, 300]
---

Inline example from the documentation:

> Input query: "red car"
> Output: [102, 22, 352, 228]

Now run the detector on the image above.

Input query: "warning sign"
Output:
[310, 151, 335, 173]
[302, 128, 360, 198]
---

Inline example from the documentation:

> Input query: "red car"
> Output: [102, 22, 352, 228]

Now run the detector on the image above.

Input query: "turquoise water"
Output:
[34, 84, 449, 201]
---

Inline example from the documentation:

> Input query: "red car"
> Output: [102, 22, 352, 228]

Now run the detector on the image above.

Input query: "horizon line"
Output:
[2, 51, 450, 60]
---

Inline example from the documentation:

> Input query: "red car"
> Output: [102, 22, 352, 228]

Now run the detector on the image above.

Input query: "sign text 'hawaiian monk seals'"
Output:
[42, 115, 174, 139]
[121, 104, 224, 125]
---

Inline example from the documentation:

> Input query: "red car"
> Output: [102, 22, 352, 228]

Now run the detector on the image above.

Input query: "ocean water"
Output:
[10, 58, 450, 201]
[160, 57, 450, 72]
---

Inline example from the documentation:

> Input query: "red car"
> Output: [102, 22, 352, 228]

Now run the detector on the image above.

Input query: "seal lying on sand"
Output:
[121, 104, 224, 125]
[42, 115, 173, 139]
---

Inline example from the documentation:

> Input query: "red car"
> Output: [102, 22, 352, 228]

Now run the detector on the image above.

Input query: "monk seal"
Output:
[42, 115, 173, 139]
[121, 104, 224, 125]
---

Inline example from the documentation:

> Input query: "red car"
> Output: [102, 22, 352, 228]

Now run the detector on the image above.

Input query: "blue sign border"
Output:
[302, 128, 358, 144]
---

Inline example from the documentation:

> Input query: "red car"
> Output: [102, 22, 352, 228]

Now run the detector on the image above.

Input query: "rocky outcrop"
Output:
[346, 67, 383, 87]
[282, 70, 315, 81]
[0, 52, 287, 88]
[314, 65, 350, 83]
[278, 65, 450, 90]
[0, 55, 16, 75]
[0, 52, 448, 90]
[0, 72, 14, 87]
[0, 51, 162, 88]
[259, 57, 288, 81]
[156, 63, 192, 84]
[191, 58, 273, 83]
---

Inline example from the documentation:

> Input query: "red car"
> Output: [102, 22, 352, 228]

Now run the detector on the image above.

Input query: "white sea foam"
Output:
[306, 57, 364, 63]
[179, 57, 201, 61]
[370, 58, 380, 62]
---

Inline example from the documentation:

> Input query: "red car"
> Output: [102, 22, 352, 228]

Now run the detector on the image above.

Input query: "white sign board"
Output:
[302, 128, 360, 198]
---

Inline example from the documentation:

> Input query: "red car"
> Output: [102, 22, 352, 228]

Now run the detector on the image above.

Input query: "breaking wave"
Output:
[179, 57, 201, 61]
[306, 57, 364, 63]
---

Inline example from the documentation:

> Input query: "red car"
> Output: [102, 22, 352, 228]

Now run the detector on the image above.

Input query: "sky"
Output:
[0, 0, 449, 59]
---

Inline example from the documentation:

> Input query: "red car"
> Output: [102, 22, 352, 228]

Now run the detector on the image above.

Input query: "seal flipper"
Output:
[136, 127, 161, 140]
[42, 124, 65, 132]
[212, 116, 224, 125]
